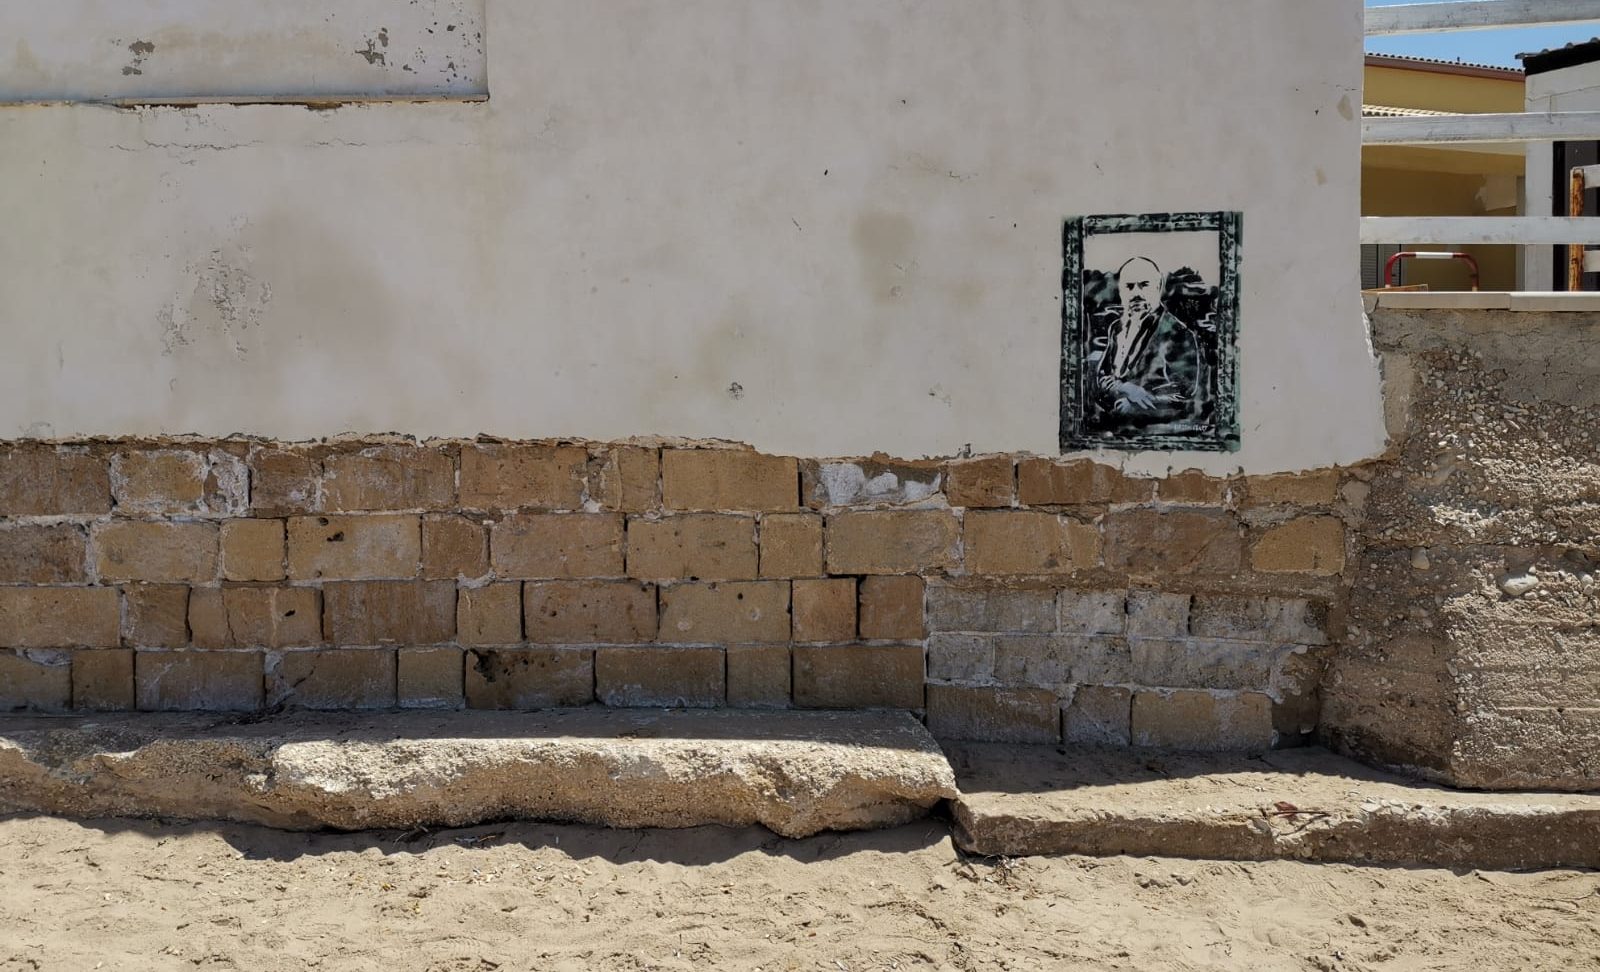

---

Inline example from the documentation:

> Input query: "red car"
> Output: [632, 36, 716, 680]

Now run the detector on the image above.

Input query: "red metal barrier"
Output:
[1384, 251, 1481, 291]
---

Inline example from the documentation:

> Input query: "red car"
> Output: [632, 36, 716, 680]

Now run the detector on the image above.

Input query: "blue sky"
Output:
[1365, 0, 1597, 67]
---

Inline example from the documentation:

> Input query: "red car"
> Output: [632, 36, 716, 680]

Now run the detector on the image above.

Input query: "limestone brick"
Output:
[926, 585, 1055, 633]
[1128, 638, 1279, 691]
[993, 634, 1131, 687]
[1124, 591, 1190, 637]
[72, 648, 135, 712]
[323, 445, 455, 511]
[1252, 516, 1347, 575]
[1245, 470, 1342, 507]
[248, 448, 320, 515]
[0, 649, 71, 712]
[94, 521, 219, 584]
[421, 514, 489, 580]
[945, 456, 1016, 508]
[220, 519, 286, 582]
[963, 511, 1100, 575]
[825, 510, 960, 574]
[758, 513, 824, 578]
[456, 582, 524, 645]
[285, 515, 420, 581]
[595, 646, 726, 707]
[727, 644, 791, 708]
[121, 584, 190, 647]
[189, 586, 321, 649]
[1156, 471, 1239, 506]
[1130, 689, 1275, 751]
[801, 458, 942, 509]
[1017, 459, 1154, 505]
[465, 647, 594, 709]
[926, 633, 996, 681]
[791, 577, 857, 642]
[925, 684, 1059, 743]
[658, 581, 790, 644]
[268, 649, 397, 709]
[135, 650, 263, 712]
[858, 576, 925, 640]
[792, 645, 924, 709]
[0, 524, 87, 584]
[1103, 510, 1244, 575]
[1188, 594, 1330, 645]
[523, 580, 656, 644]
[626, 514, 757, 581]
[1063, 685, 1133, 746]
[399, 647, 464, 709]
[1057, 590, 1126, 635]
[459, 443, 588, 511]
[661, 449, 798, 512]
[322, 580, 456, 645]
[0, 587, 120, 648]
[490, 513, 624, 579]
[111, 450, 206, 514]
[593, 445, 660, 512]
[0, 446, 110, 515]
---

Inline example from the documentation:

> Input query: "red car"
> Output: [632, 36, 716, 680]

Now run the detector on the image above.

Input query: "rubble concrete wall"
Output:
[1325, 308, 1600, 791]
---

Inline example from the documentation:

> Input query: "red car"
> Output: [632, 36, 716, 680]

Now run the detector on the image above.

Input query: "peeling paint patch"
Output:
[356, 38, 387, 66]
[160, 246, 274, 359]
[4, 1, 487, 102]
[807, 460, 943, 508]
[121, 39, 155, 76]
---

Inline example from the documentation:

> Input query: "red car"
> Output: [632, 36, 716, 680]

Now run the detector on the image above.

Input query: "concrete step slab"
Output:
[949, 743, 1600, 870]
[0, 709, 957, 838]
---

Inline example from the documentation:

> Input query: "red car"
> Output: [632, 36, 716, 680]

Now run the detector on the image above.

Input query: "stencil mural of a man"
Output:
[1091, 256, 1203, 428]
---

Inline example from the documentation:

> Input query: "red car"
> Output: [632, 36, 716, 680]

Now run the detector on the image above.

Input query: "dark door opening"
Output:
[1553, 140, 1600, 290]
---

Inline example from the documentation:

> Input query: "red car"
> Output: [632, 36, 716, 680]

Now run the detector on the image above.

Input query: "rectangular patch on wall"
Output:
[1060, 212, 1242, 454]
[0, 0, 486, 104]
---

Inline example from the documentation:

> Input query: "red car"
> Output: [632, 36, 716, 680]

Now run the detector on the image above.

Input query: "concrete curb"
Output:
[4, 713, 1597, 870]
[0, 709, 957, 838]
[948, 743, 1600, 870]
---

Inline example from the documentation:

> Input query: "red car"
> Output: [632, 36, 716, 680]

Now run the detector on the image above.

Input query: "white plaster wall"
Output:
[0, 0, 1382, 474]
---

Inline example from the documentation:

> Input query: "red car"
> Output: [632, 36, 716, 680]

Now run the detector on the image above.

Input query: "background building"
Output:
[1362, 54, 1526, 290]
[1523, 38, 1600, 290]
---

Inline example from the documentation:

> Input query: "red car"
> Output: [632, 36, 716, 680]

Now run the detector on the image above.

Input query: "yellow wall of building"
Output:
[1362, 62, 1525, 290]
[1364, 65, 1524, 113]
[1362, 166, 1519, 289]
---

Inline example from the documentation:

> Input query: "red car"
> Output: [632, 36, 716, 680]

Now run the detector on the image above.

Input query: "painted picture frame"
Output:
[1060, 211, 1242, 454]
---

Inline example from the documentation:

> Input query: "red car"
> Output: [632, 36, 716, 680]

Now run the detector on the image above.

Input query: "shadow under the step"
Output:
[0, 706, 941, 750]
[0, 811, 957, 866]
[940, 741, 1429, 796]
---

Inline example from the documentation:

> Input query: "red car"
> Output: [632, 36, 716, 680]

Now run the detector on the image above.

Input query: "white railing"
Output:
[1364, 110, 1600, 144]
[1367, 0, 1600, 34]
[1363, 0, 1600, 269]
[1360, 216, 1600, 244]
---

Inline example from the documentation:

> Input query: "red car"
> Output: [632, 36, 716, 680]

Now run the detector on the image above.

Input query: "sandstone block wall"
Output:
[0, 439, 1359, 749]
[1326, 308, 1600, 791]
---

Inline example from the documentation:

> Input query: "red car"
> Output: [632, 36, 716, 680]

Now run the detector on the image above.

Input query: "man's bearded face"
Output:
[1118, 259, 1162, 324]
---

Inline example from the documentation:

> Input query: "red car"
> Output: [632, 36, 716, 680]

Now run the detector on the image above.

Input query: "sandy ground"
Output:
[1, 814, 1597, 972]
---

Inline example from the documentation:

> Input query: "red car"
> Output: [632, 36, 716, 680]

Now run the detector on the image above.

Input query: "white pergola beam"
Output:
[1364, 111, 1600, 144]
[1366, 0, 1600, 35]
[1362, 217, 1600, 245]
